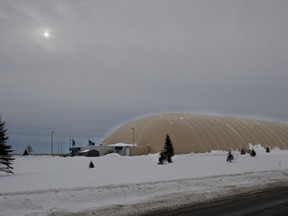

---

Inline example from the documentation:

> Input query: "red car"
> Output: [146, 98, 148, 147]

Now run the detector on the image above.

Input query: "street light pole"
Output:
[51, 131, 55, 155]
[131, 128, 134, 156]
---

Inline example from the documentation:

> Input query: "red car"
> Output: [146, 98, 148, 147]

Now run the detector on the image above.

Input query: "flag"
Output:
[88, 140, 95, 146]
[72, 139, 76, 146]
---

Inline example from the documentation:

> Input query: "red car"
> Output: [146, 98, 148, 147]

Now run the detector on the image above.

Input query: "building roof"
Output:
[102, 113, 288, 154]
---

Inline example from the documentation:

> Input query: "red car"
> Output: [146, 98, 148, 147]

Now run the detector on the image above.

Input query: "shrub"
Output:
[226, 150, 234, 162]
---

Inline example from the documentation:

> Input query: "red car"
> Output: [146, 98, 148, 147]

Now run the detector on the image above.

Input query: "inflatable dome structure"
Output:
[102, 113, 288, 154]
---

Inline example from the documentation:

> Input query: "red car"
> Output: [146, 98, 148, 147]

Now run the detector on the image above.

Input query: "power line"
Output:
[7, 124, 111, 132]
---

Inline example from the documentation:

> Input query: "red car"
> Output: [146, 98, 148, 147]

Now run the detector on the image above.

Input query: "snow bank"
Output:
[0, 150, 288, 216]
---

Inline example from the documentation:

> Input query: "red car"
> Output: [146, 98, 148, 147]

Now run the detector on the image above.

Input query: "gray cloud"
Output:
[1, 0, 288, 152]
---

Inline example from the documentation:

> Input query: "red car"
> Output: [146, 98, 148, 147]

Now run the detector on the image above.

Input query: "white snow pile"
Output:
[1, 147, 288, 216]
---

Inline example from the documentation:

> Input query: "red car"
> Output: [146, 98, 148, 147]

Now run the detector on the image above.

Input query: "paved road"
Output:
[148, 186, 288, 216]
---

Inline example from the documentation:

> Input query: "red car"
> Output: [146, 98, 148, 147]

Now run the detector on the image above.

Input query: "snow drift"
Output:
[1, 147, 288, 216]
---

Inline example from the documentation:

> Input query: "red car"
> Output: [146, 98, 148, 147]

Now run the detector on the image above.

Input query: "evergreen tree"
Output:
[240, 148, 246, 155]
[0, 116, 14, 174]
[164, 134, 174, 163]
[158, 134, 174, 164]
[158, 151, 166, 165]
[23, 149, 29, 156]
[266, 146, 270, 153]
[89, 160, 94, 168]
[226, 150, 234, 162]
[250, 148, 256, 157]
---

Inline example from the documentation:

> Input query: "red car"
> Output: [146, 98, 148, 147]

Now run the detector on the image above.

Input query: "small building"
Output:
[69, 143, 149, 157]
[69, 147, 81, 156]
[81, 149, 100, 157]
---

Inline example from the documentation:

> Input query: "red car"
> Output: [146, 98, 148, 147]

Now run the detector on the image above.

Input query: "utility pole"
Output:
[131, 128, 135, 156]
[51, 131, 55, 155]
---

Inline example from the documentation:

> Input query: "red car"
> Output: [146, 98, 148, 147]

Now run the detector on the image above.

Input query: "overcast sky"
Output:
[1, 0, 288, 152]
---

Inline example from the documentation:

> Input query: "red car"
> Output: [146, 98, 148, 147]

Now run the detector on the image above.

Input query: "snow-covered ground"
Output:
[1, 146, 288, 216]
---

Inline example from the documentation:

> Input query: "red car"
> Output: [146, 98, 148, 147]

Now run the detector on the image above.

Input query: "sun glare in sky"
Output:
[43, 31, 50, 38]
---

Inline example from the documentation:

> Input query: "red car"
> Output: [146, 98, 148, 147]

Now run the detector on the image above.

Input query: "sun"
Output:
[43, 31, 50, 38]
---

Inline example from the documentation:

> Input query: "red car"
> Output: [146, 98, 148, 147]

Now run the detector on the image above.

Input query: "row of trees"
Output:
[227, 149, 256, 162]
[157, 134, 268, 165]
[226, 146, 272, 163]
[0, 116, 14, 174]
[157, 134, 268, 164]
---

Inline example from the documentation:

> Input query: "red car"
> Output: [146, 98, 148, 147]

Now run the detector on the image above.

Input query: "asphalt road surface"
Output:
[148, 186, 288, 216]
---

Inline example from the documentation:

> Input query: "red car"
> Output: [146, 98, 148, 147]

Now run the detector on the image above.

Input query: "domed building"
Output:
[102, 113, 288, 155]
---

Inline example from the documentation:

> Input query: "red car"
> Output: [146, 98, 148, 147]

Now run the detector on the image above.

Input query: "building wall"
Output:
[80, 146, 114, 156]
[130, 146, 150, 156]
